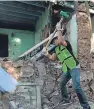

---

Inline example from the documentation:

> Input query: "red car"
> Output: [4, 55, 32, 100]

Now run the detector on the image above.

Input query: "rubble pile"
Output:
[20, 58, 62, 109]
[18, 57, 94, 109]
[5, 56, 92, 109]
[0, 58, 94, 109]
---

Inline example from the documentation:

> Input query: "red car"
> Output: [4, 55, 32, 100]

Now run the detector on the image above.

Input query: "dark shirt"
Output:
[51, 40, 79, 66]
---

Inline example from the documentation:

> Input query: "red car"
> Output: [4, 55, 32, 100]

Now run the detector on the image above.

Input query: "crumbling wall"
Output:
[76, 3, 93, 80]
[13, 59, 63, 109]
[77, 2, 94, 98]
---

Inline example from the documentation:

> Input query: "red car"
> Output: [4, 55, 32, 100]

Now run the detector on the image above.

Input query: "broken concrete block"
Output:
[9, 101, 17, 109]
[2, 97, 10, 109]
[21, 65, 34, 77]
[90, 80, 94, 92]
[35, 62, 46, 75]
[43, 104, 49, 109]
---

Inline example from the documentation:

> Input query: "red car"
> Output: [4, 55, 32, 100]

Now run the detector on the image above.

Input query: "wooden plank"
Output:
[36, 86, 41, 109]
[18, 17, 63, 59]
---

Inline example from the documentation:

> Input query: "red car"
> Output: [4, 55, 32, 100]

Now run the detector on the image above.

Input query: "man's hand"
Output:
[42, 47, 48, 56]
[42, 47, 56, 61]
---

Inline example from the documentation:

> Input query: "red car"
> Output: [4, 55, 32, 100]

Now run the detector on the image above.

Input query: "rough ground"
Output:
[0, 57, 94, 109]
[5, 57, 93, 109]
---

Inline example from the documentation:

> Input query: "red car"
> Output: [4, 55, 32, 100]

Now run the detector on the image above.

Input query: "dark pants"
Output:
[60, 68, 90, 108]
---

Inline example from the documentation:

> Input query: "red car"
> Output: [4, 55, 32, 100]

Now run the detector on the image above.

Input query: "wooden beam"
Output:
[0, 2, 42, 16]
[0, 7, 39, 19]
[19, 1, 46, 8]
[0, 13, 36, 24]
[0, 21, 35, 31]
[0, 1, 45, 12]
[0, 10, 38, 20]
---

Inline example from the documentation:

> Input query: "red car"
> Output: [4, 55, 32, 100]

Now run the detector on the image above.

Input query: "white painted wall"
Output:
[91, 16, 94, 53]
[65, 14, 78, 57]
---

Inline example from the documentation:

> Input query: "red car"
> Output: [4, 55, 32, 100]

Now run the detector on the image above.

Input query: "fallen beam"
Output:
[19, 35, 54, 58]
[17, 12, 74, 61]
[18, 18, 63, 59]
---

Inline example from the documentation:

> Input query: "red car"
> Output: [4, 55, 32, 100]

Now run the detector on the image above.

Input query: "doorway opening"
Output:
[0, 34, 8, 57]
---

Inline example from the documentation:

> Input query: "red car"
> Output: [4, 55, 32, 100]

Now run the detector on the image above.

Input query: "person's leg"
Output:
[60, 71, 71, 101]
[70, 68, 90, 109]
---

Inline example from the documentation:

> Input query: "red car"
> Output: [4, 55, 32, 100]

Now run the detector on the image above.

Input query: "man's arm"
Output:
[45, 52, 57, 61]
[42, 47, 56, 61]
[57, 30, 67, 46]
[56, 22, 67, 46]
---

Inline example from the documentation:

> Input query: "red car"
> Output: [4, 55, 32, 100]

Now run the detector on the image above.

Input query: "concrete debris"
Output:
[78, 3, 86, 12]
[90, 80, 94, 92]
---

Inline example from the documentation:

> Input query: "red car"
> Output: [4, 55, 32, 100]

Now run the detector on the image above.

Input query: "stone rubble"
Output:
[8, 56, 93, 109]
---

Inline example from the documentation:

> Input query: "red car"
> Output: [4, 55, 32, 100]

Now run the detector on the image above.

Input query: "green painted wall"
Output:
[35, 8, 49, 44]
[0, 8, 49, 60]
[0, 28, 35, 59]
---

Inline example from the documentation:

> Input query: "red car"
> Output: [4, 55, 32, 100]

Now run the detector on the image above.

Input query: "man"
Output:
[42, 4, 91, 109]
[42, 31, 91, 109]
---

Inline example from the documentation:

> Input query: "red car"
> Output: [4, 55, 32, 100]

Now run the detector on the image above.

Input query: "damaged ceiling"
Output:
[0, 1, 49, 31]
[0, 1, 93, 31]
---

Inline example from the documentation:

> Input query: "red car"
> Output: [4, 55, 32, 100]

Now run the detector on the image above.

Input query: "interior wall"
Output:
[91, 16, 94, 32]
[35, 8, 49, 44]
[91, 15, 94, 53]
[0, 28, 35, 59]
[70, 14, 78, 57]
[65, 14, 78, 57]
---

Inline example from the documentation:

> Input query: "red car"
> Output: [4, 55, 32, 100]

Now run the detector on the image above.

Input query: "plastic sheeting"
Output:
[0, 67, 18, 92]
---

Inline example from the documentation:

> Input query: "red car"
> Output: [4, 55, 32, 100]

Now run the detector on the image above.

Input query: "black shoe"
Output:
[60, 99, 72, 105]
[52, 100, 72, 109]
[83, 106, 91, 109]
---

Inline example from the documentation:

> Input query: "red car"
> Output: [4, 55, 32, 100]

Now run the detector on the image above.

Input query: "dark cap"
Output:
[52, 4, 75, 13]
[52, 4, 63, 10]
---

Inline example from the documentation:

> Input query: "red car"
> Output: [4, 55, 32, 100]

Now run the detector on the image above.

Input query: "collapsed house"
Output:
[0, 1, 94, 109]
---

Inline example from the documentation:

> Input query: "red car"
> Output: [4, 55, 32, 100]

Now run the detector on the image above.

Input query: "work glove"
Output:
[42, 47, 49, 56]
